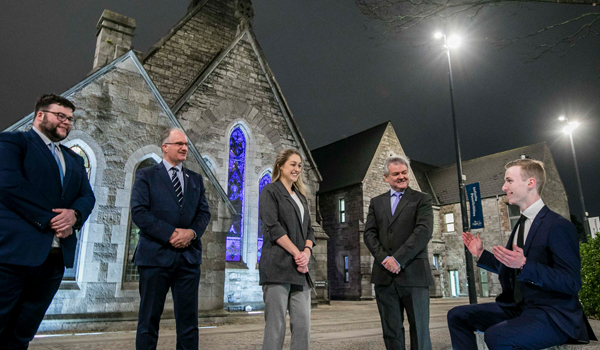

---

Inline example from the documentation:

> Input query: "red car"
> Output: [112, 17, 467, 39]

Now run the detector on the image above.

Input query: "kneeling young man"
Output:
[447, 159, 596, 350]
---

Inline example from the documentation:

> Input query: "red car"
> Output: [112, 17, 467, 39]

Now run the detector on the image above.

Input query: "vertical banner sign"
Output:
[466, 182, 484, 229]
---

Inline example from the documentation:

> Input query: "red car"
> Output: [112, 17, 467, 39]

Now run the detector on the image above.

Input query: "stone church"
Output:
[6, 0, 328, 331]
[313, 121, 569, 301]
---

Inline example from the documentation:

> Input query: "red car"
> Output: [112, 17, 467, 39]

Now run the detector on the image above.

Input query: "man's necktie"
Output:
[513, 214, 527, 304]
[171, 167, 183, 206]
[51, 143, 64, 185]
[391, 192, 402, 215]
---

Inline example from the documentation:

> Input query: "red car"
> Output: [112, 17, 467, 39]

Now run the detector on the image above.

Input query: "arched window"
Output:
[63, 145, 92, 280]
[124, 157, 159, 282]
[257, 173, 271, 263]
[69, 145, 91, 179]
[226, 127, 246, 262]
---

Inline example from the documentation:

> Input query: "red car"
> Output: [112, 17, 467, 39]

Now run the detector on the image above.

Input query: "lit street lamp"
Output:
[435, 32, 477, 304]
[558, 116, 590, 239]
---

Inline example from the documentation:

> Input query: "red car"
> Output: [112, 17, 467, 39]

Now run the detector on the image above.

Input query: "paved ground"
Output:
[30, 298, 600, 350]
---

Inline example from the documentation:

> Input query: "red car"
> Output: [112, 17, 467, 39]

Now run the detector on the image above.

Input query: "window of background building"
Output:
[445, 213, 455, 232]
[507, 204, 521, 230]
[433, 254, 440, 270]
[124, 157, 158, 282]
[343, 255, 349, 283]
[339, 198, 346, 223]
[450, 270, 460, 297]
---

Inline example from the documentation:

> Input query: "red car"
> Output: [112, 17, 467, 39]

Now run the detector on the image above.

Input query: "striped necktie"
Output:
[171, 167, 183, 206]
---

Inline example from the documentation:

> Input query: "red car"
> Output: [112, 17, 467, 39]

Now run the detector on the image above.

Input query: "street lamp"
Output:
[558, 116, 590, 239]
[435, 32, 477, 304]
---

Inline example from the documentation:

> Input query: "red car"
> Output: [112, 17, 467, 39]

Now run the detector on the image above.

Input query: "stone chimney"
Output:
[92, 10, 136, 72]
[235, 0, 254, 33]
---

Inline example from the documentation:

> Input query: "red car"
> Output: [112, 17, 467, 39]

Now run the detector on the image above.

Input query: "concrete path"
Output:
[29, 298, 600, 350]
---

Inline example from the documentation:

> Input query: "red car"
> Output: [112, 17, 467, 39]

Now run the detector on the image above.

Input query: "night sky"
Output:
[1, 1, 598, 223]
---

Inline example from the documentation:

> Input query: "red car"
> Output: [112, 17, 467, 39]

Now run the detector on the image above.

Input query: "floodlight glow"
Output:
[563, 121, 579, 134]
[447, 35, 462, 48]
[558, 116, 566, 121]
[434, 32, 444, 39]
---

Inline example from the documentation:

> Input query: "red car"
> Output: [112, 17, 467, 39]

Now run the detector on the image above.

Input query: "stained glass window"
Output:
[256, 173, 271, 263]
[124, 157, 158, 282]
[226, 127, 246, 262]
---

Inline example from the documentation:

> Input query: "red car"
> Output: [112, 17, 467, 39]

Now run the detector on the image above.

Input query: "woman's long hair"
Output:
[271, 149, 307, 196]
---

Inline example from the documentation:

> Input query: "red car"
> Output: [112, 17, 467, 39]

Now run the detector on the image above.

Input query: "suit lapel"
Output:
[385, 192, 393, 223]
[505, 220, 519, 250]
[523, 206, 548, 256]
[27, 129, 62, 188]
[60, 146, 75, 196]
[274, 181, 304, 231]
[389, 187, 412, 226]
[157, 163, 180, 206]
[181, 168, 190, 210]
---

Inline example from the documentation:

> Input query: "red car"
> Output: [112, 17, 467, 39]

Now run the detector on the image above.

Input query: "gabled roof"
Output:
[5, 51, 235, 214]
[147, 20, 322, 182]
[311, 121, 389, 194]
[410, 160, 440, 205]
[426, 142, 546, 205]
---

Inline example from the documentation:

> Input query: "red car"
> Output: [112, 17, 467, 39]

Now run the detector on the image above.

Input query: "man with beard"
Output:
[364, 155, 434, 350]
[0, 94, 95, 349]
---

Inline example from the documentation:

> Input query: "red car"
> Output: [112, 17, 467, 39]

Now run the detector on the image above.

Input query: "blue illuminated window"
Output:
[257, 173, 271, 263]
[226, 127, 246, 262]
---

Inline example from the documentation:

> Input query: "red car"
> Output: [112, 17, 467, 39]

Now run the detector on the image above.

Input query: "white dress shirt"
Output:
[512, 199, 545, 247]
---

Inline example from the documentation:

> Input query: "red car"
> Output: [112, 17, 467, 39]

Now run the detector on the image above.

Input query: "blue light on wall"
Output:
[226, 127, 246, 262]
[257, 173, 271, 263]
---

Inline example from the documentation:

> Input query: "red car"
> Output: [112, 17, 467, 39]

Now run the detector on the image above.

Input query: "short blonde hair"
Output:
[504, 159, 546, 194]
[271, 149, 306, 196]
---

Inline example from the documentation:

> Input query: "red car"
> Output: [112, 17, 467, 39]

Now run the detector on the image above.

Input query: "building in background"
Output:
[315, 122, 569, 300]
[5, 0, 328, 331]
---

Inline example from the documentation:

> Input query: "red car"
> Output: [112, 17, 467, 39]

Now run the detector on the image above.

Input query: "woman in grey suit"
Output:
[259, 149, 315, 350]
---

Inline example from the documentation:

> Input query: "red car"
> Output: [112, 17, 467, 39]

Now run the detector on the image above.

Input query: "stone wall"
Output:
[541, 145, 570, 219]
[319, 122, 445, 300]
[143, 1, 326, 306]
[14, 56, 231, 330]
[320, 185, 364, 300]
[440, 196, 517, 298]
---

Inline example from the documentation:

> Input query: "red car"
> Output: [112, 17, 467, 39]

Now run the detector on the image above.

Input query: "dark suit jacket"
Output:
[0, 129, 96, 268]
[259, 180, 316, 286]
[478, 205, 596, 342]
[364, 186, 434, 287]
[131, 162, 211, 267]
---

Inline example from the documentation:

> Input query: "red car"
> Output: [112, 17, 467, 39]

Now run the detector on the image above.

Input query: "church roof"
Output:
[425, 142, 547, 205]
[142, 3, 322, 181]
[5, 51, 236, 214]
[311, 121, 389, 194]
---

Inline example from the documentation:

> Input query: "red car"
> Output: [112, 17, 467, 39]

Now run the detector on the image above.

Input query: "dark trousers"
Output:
[375, 284, 431, 350]
[136, 253, 201, 350]
[447, 302, 569, 350]
[0, 251, 64, 350]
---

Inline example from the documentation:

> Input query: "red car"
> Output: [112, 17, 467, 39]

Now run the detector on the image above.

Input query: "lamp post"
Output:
[558, 116, 590, 239]
[435, 32, 478, 304]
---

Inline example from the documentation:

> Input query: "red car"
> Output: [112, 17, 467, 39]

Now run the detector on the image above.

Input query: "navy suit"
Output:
[0, 128, 95, 348]
[448, 206, 597, 349]
[131, 162, 210, 350]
